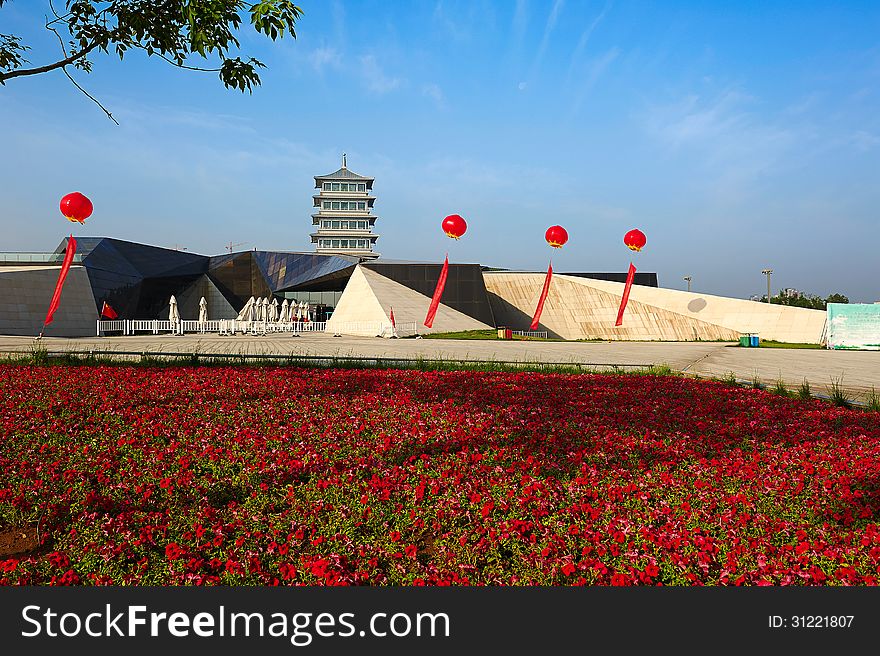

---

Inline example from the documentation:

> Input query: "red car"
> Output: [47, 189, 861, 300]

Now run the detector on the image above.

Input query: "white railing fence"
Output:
[327, 321, 418, 337]
[512, 330, 549, 339]
[95, 320, 127, 334]
[98, 319, 329, 337]
[395, 321, 418, 337]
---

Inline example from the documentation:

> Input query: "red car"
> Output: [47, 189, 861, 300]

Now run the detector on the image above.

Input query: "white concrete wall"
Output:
[484, 272, 827, 343]
[326, 265, 492, 336]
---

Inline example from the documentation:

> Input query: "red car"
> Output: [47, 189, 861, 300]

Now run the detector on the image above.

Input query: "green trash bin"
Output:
[750, 334, 760, 347]
[739, 335, 750, 347]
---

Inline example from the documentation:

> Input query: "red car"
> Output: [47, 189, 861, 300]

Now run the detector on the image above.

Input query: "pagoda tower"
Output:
[310, 154, 380, 259]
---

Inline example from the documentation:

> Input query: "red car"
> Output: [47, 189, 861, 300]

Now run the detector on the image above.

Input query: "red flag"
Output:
[101, 301, 118, 319]
[424, 255, 449, 328]
[530, 262, 553, 331]
[390, 306, 396, 329]
[43, 235, 77, 328]
[615, 262, 637, 326]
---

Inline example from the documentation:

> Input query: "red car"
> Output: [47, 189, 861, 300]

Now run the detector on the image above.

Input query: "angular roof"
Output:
[314, 167, 374, 182]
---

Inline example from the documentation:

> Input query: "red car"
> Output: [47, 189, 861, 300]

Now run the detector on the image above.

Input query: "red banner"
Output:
[424, 256, 449, 328]
[530, 262, 553, 331]
[101, 301, 118, 319]
[615, 262, 637, 326]
[390, 306, 396, 329]
[44, 235, 77, 328]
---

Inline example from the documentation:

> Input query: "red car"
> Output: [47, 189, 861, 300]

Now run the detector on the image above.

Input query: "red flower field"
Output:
[0, 364, 878, 585]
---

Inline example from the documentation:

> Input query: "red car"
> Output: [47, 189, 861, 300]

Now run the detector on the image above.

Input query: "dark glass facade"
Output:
[54, 237, 209, 319]
[252, 252, 358, 292]
[564, 271, 659, 287]
[53, 238, 363, 319]
[206, 252, 273, 310]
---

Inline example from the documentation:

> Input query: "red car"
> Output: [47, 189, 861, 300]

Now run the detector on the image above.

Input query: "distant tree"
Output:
[759, 292, 850, 310]
[0, 1, 302, 122]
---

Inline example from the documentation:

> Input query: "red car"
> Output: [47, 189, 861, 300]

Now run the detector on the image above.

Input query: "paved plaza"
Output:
[1, 333, 878, 399]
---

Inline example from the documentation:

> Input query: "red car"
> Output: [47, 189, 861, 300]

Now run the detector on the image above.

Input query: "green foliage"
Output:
[0, 32, 28, 74]
[28, 343, 49, 365]
[798, 378, 812, 401]
[758, 291, 850, 310]
[645, 364, 675, 376]
[864, 387, 880, 413]
[828, 377, 852, 408]
[421, 329, 559, 342]
[421, 329, 500, 340]
[772, 379, 791, 398]
[0, 1, 302, 93]
[757, 340, 822, 349]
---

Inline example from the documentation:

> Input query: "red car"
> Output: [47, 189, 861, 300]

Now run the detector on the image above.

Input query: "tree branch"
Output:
[60, 63, 119, 125]
[132, 42, 222, 73]
[0, 39, 99, 81]
[44, 17, 118, 125]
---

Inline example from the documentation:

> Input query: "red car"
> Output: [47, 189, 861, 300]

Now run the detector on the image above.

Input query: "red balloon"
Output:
[624, 228, 646, 252]
[442, 214, 467, 239]
[60, 192, 93, 224]
[545, 225, 568, 248]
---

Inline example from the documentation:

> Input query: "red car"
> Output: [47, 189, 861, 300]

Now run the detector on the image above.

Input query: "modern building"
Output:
[310, 154, 380, 259]
[0, 237, 830, 343]
[0, 155, 831, 343]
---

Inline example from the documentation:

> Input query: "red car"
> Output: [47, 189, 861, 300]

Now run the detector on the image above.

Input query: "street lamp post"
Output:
[683, 275, 692, 292]
[761, 269, 773, 303]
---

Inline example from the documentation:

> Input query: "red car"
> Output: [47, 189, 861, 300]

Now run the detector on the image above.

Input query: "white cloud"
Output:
[422, 83, 445, 108]
[569, 46, 619, 115]
[432, 1, 466, 41]
[531, 0, 565, 75]
[308, 47, 342, 73]
[518, 81, 527, 91]
[641, 89, 798, 199]
[850, 130, 880, 151]
[359, 55, 401, 94]
[566, 1, 612, 79]
[512, 0, 529, 44]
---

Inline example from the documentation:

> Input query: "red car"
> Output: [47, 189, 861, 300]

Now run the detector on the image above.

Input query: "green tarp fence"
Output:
[826, 303, 880, 350]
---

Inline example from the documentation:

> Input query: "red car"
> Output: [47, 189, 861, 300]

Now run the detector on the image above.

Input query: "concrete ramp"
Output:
[326, 265, 493, 336]
[484, 272, 826, 343]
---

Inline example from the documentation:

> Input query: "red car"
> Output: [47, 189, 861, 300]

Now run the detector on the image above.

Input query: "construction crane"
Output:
[226, 241, 248, 253]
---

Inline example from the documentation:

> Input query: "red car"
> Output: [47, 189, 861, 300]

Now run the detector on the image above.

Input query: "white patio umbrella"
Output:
[279, 298, 289, 323]
[237, 296, 255, 322]
[169, 295, 180, 334]
[198, 296, 208, 324]
[269, 297, 279, 322]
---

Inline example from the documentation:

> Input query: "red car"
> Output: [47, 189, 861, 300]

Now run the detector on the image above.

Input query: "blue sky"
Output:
[1, 1, 879, 300]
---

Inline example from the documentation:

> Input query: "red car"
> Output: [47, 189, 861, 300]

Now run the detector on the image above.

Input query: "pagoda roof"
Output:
[314, 167, 374, 182]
